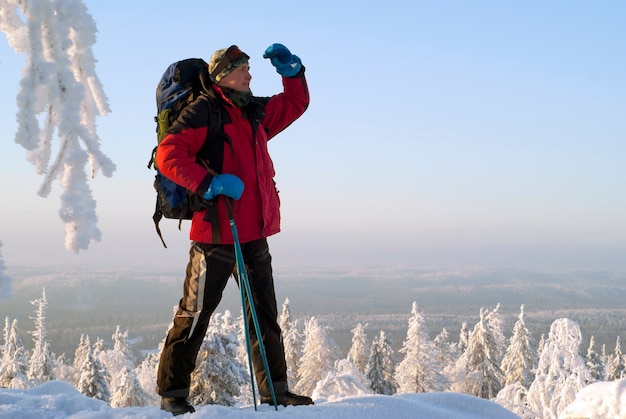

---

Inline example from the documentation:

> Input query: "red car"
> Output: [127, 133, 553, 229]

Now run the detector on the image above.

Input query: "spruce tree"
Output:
[601, 343, 608, 371]
[0, 318, 30, 389]
[458, 321, 469, 354]
[585, 336, 604, 382]
[279, 298, 301, 388]
[365, 330, 397, 395]
[313, 357, 371, 399]
[27, 289, 56, 385]
[98, 326, 135, 392]
[500, 305, 536, 388]
[52, 353, 73, 385]
[395, 302, 446, 393]
[537, 334, 546, 358]
[234, 312, 254, 405]
[347, 323, 369, 377]
[110, 366, 149, 407]
[72, 334, 91, 386]
[112, 325, 134, 364]
[135, 350, 160, 405]
[73, 334, 90, 370]
[605, 336, 625, 381]
[77, 342, 111, 402]
[294, 316, 341, 396]
[316, 323, 372, 398]
[496, 305, 537, 418]
[486, 303, 507, 364]
[464, 308, 504, 399]
[189, 311, 247, 406]
[433, 327, 452, 366]
[2, 317, 7, 357]
[527, 318, 591, 419]
[93, 337, 107, 359]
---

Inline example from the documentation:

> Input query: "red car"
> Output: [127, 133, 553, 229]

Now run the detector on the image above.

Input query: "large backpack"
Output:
[148, 58, 225, 248]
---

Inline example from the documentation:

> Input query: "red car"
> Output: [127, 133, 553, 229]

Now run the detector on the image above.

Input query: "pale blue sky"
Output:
[1, 0, 625, 270]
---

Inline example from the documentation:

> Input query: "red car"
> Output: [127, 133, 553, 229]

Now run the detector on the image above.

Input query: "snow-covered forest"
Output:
[1, 289, 625, 419]
[2, 2, 625, 418]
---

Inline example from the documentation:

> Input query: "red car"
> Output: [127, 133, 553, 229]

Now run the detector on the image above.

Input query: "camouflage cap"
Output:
[208, 45, 250, 83]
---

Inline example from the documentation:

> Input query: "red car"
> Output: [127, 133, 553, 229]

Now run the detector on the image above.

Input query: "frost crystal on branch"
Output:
[0, 0, 115, 253]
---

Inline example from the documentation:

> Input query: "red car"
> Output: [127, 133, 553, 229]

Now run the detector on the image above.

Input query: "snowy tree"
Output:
[605, 336, 625, 381]
[233, 312, 255, 405]
[458, 321, 469, 354]
[0, 318, 30, 389]
[110, 366, 150, 408]
[347, 323, 369, 377]
[98, 326, 135, 392]
[0, 242, 13, 300]
[0, 0, 115, 252]
[395, 302, 447, 393]
[601, 343, 608, 370]
[448, 349, 470, 394]
[294, 316, 341, 396]
[1, 317, 7, 356]
[500, 305, 536, 388]
[317, 323, 372, 400]
[366, 330, 397, 395]
[486, 303, 507, 363]
[537, 334, 546, 358]
[461, 308, 504, 399]
[312, 357, 371, 400]
[279, 298, 301, 388]
[496, 305, 537, 418]
[135, 350, 160, 405]
[495, 382, 540, 419]
[433, 327, 453, 367]
[235, 312, 249, 368]
[52, 353, 73, 385]
[27, 289, 55, 385]
[189, 311, 247, 406]
[72, 334, 90, 381]
[527, 318, 591, 419]
[92, 337, 107, 359]
[585, 336, 604, 382]
[112, 325, 134, 363]
[76, 340, 111, 402]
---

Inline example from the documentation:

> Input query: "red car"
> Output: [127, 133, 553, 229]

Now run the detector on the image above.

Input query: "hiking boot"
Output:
[160, 397, 195, 416]
[261, 390, 314, 406]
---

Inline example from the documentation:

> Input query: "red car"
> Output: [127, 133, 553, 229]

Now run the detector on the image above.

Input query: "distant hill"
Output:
[4, 265, 625, 360]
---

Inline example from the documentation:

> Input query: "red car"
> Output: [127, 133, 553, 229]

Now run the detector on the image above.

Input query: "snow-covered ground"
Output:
[1, 379, 624, 419]
[0, 380, 516, 418]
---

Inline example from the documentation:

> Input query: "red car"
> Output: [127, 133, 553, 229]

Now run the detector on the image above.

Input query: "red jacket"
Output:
[156, 71, 309, 244]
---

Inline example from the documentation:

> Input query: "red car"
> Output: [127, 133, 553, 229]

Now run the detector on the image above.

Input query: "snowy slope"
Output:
[0, 381, 517, 418]
[1, 379, 625, 419]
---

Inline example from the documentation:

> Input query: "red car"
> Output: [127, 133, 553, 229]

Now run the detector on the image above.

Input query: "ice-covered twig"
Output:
[1, 0, 115, 253]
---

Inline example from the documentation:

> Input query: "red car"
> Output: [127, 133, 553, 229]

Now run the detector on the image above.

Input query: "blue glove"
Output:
[263, 43, 302, 77]
[202, 174, 244, 200]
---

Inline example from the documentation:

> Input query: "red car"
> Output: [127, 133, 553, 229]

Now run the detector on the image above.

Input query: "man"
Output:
[155, 43, 311, 415]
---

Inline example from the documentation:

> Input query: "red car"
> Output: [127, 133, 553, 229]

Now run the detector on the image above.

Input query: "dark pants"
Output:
[156, 238, 288, 398]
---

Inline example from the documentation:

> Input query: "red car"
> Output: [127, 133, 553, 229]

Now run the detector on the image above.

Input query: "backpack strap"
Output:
[197, 93, 230, 243]
[153, 198, 168, 248]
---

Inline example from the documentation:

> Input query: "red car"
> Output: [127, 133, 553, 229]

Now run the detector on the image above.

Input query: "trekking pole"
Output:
[225, 198, 278, 411]
[237, 266, 259, 409]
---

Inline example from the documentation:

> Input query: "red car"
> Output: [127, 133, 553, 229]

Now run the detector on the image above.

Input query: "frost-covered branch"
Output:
[0, 0, 115, 253]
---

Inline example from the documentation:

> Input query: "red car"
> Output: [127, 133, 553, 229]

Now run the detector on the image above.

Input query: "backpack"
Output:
[148, 58, 225, 248]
